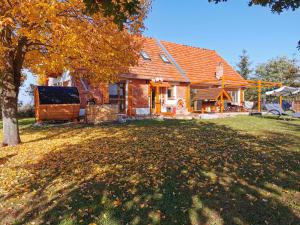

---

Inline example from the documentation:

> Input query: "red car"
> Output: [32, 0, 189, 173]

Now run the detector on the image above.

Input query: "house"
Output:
[45, 37, 248, 116]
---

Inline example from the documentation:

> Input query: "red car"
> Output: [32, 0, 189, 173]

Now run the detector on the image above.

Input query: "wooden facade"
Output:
[34, 86, 80, 122]
[35, 104, 80, 122]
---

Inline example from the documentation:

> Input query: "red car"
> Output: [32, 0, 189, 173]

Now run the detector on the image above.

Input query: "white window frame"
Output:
[166, 85, 177, 100]
[229, 90, 240, 105]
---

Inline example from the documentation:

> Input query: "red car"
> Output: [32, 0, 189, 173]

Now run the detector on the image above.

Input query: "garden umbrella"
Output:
[265, 86, 300, 97]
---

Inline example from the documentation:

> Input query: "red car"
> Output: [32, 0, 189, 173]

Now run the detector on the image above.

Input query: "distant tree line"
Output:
[236, 50, 300, 101]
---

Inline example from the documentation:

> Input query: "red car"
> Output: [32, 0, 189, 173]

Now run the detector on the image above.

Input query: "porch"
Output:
[148, 80, 190, 116]
[124, 79, 247, 117]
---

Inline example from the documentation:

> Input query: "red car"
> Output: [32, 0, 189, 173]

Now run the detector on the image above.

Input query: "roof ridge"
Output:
[140, 36, 215, 52]
[159, 39, 215, 52]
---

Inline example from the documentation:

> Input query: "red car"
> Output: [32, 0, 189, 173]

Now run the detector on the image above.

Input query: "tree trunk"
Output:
[1, 27, 26, 146]
[1, 67, 21, 146]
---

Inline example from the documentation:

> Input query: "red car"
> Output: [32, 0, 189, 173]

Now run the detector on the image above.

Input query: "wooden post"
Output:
[240, 89, 244, 112]
[149, 84, 152, 115]
[240, 89, 244, 103]
[220, 76, 225, 113]
[258, 80, 262, 112]
[186, 85, 191, 112]
[279, 82, 283, 109]
[155, 85, 160, 114]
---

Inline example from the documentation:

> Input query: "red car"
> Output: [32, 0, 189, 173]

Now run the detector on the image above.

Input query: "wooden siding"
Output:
[36, 104, 80, 122]
[34, 87, 80, 122]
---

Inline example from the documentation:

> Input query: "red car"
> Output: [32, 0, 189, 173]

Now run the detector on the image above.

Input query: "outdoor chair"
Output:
[265, 103, 299, 119]
[245, 101, 263, 116]
[292, 112, 300, 119]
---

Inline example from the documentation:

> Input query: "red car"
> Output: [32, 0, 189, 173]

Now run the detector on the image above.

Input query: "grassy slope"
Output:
[0, 116, 299, 225]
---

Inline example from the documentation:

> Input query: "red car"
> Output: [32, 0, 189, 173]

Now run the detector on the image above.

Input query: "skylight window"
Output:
[141, 51, 151, 60]
[160, 53, 170, 63]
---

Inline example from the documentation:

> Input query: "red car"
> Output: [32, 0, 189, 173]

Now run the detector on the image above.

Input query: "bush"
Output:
[18, 104, 35, 118]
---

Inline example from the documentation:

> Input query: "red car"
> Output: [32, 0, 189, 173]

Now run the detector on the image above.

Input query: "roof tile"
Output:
[123, 37, 247, 86]
[122, 38, 186, 82]
[161, 40, 247, 85]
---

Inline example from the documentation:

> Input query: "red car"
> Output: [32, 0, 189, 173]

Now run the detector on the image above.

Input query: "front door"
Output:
[151, 86, 162, 114]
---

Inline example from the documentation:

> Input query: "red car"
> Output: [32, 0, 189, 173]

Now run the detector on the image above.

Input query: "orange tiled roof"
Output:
[123, 37, 247, 86]
[122, 38, 187, 82]
[161, 40, 247, 85]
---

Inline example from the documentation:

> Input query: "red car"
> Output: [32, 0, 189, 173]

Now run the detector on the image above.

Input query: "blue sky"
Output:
[144, 0, 300, 65]
[19, 0, 300, 104]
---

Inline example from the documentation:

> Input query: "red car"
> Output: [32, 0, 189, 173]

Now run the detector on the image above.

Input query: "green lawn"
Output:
[0, 116, 299, 225]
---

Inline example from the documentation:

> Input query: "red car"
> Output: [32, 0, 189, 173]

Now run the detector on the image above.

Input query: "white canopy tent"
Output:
[265, 86, 300, 97]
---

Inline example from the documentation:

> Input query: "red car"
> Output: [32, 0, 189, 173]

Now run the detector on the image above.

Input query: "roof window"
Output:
[141, 51, 151, 60]
[160, 53, 170, 63]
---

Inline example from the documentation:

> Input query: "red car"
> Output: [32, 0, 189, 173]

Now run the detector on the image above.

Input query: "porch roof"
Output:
[149, 81, 170, 87]
[193, 88, 232, 101]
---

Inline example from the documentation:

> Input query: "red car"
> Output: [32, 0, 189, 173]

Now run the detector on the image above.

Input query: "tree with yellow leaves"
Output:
[0, 0, 149, 146]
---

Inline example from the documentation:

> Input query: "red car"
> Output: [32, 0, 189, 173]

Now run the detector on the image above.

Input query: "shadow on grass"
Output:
[0, 153, 17, 165]
[20, 123, 87, 144]
[261, 114, 300, 121]
[2, 120, 300, 225]
[278, 121, 300, 133]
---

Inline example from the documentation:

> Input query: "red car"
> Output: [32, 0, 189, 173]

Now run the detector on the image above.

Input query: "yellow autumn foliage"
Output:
[0, 0, 144, 83]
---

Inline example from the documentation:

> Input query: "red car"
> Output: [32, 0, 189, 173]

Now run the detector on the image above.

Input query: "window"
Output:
[109, 84, 118, 99]
[141, 51, 151, 60]
[49, 77, 64, 87]
[167, 86, 175, 99]
[194, 100, 202, 111]
[229, 91, 239, 104]
[160, 53, 170, 63]
[109, 82, 126, 113]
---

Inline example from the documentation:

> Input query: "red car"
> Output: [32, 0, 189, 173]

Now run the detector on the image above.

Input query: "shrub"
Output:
[18, 104, 35, 118]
